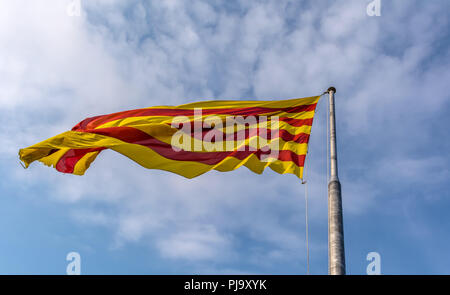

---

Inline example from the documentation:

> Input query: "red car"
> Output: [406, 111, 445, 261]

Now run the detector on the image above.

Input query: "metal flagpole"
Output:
[327, 87, 346, 275]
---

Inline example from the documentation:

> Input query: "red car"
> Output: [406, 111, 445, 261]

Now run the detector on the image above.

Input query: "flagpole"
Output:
[327, 87, 346, 275]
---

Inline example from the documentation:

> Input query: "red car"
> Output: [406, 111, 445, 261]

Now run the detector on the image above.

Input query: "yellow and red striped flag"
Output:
[19, 96, 320, 179]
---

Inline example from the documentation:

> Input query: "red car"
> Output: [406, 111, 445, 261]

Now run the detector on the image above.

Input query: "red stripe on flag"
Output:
[56, 127, 308, 173]
[72, 104, 317, 131]
[56, 147, 105, 173]
[179, 126, 311, 144]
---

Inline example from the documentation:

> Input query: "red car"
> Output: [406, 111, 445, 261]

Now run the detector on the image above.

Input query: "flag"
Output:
[19, 96, 320, 179]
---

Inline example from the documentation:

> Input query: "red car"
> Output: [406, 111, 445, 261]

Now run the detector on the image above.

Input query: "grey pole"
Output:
[327, 87, 346, 275]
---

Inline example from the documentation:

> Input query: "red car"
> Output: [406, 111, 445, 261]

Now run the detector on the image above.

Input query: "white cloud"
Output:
[156, 225, 231, 261]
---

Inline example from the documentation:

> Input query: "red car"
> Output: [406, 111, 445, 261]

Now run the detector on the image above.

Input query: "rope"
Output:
[304, 178, 309, 275]
[302, 91, 329, 275]
[302, 155, 309, 274]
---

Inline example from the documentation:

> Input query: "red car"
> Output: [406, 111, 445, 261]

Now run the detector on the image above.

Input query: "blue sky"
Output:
[0, 0, 449, 274]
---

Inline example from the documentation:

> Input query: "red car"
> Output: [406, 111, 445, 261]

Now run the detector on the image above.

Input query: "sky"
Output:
[0, 0, 449, 274]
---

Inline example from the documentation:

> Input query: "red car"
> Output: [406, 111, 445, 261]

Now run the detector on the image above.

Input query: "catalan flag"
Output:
[19, 96, 320, 179]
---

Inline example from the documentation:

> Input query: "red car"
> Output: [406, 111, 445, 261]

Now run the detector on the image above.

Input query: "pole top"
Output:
[327, 86, 336, 93]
